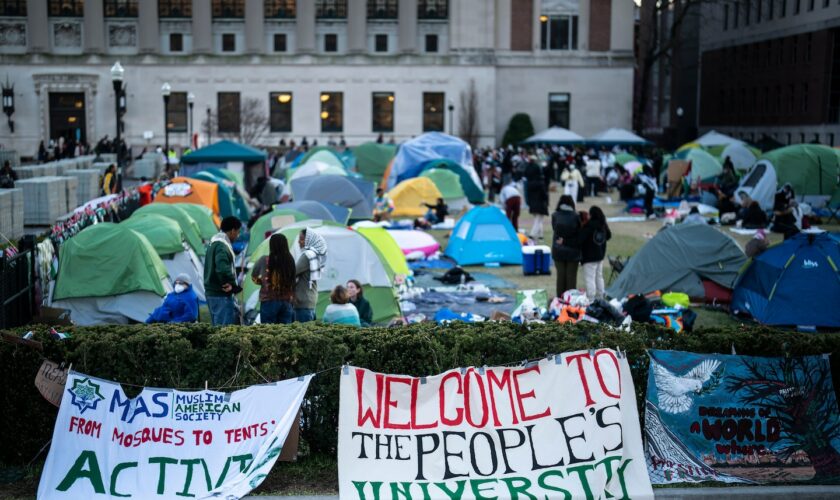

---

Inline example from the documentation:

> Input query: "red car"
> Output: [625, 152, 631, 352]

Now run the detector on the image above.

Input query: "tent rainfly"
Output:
[588, 128, 652, 146]
[521, 127, 585, 145]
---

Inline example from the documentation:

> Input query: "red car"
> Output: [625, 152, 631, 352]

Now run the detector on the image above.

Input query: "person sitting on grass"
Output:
[346, 279, 373, 326]
[323, 285, 361, 327]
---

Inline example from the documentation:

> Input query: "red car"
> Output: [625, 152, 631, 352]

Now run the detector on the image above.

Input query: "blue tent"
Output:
[731, 232, 840, 328]
[290, 175, 375, 220]
[387, 132, 477, 186]
[274, 200, 348, 224]
[445, 206, 522, 266]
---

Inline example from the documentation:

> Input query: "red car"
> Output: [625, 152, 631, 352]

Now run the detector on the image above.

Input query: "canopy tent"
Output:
[176, 203, 218, 241]
[273, 200, 344, 223]
[154, 176, 220, 220]
[719, 141, 758, 172]
[51, 223, 171, 325]
[445, 206, 523, 266]
[290, 175, 375, 220]
[354, 142, 397, 183]
[133, 203, 206, 256]
[189, 170, 250, 222]
[386, 132, 474, 187]
[521, 127, 585, 145]
[606, 224, 746, 300]
[245, 221, 401, 323]
[121, 214, 206, 301]
[293, 146, 348, 170]
[354, 225, 411, 277]
[587, 128, 651, 146]
[386, 229, 440, 258]
[420, 168, 468, 209]
[732, 232, 840, 328]
[247, 208, 310, 255]
[180, 139, 267, 165]
[675, 147, 723, 181]
[389, 177, 443, 218]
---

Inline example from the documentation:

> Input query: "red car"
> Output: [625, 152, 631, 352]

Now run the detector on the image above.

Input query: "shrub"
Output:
[502, 113, 535, 146]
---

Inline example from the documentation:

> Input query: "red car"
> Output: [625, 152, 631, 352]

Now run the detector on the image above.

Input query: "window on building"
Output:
[794, 0, 801, 13]
[422, 92, 444, 132]
[166, 92, 188, 133]
[801, 83, 809, 112]
[723, 4, 729, 29]
[0, 0, 26, 16]
[757, 0, 762, 21]
[324, 34, 338, 52]
[265, 0, 296, 18]
[48, 0, 83, 16]
[321, 92, 343, 132]
[769, 0, 774, 18]
[781, 0, 787, 16]
[368, 0, 398, 19]
[789, 84, 796, 112]
[317, 0, 347, 18]
[222, 33, 236, 52]
[805, 33, 812, 62]
[372, 92, 395, 132]
[273, 33, 287, 52]
[375, 34, 388, 52]
[169, 33, 183, 52]
[734, 1, 740, 25]
[425, 34, 439, 52]
[269, 92, 293, 132]
[212, 0, 244, 18]
[791, 35, 798, 63]
[744, 0, 751, 25]
[540, 15, 579, 50]
[418, 0, 448, 19]
[218, 92, 241, 133]
[548, 93, 571, 129]
[808, 0, 815, 9]
[159, 0, 191, 18]
[104, 1, 137, 17]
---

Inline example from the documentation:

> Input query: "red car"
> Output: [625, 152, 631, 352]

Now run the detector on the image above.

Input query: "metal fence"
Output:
[0, 236, 35, 329]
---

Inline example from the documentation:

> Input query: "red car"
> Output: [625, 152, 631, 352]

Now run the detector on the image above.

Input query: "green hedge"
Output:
[2, 322, 839, 466]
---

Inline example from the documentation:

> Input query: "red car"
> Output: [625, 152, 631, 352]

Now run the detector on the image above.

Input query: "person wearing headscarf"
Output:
[293, 228, 327, 322]
[146, 273, 199, 323]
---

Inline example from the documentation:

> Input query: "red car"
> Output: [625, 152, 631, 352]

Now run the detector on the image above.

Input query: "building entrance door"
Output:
[49, 92, 86, 145]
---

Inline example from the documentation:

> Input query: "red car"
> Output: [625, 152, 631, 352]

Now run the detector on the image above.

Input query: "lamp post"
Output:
[447, 99, 454, 136]
[206, 107, 212, 145]
[2, 76, 14, 133]
[187, 92, 195, 149]
[110, 62, 124, 164]
[161, 82, 171, 159]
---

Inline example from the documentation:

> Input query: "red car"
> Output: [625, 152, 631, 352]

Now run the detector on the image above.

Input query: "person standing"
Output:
[346, 279, 373, 326]
[204, 217, 242, 325]
[101, 164, 117, 195]
[499, 179, 522, 231]
[561, 164, 584, 203]
[0, 160, 17, 188]
[294, 228, 327, 322]
[551, 195, 582, 297]
[251, 233, 297, 324]
[637, 166, 658, 219]
[579, 206, 611, 300]
[525, 158, 549, 240]
[585, 156, 603, 197]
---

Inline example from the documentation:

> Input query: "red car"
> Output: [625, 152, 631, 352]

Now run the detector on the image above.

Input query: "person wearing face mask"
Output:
[146, 273, 199, 323]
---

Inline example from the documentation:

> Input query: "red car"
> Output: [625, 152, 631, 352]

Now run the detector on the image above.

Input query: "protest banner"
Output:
[37, 371, 311, 499]
[34, 359, 68, 407]
[645, 349, 840, 484]
[338, 350, 653, 500]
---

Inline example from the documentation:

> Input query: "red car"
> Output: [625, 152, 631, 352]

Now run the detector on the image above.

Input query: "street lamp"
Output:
[447, 99, 454, 136]
[187, 92, 195, 149]
[161, 82, 171, 159]
[2, 76, 15, 133]
[110, 62, 124, 163]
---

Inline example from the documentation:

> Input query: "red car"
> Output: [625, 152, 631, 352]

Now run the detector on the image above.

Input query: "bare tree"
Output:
[458, 79, 480, 148]
[201, 97, 269, 146]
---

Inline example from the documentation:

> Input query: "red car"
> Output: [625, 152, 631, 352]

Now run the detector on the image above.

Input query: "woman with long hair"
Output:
[346, 279, 373, 326]
[579, 205, 611, 300]
[251, 233, 297, 324]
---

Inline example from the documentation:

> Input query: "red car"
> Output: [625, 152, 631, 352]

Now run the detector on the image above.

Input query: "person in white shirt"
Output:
[499, 181, 523, 231]
[584, 157, 603, 197]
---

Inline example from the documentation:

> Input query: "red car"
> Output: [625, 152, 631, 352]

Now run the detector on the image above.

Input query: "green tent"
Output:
[614, 152, 638, 166]
[420, 168, 466, 201]
[297, 146, 347, 169]
[248, 209, 309, 255]
[676, 147, 722, 181]
[420, 158, 485, 204]
[354, 142, 396, 183]
[204, 167, 245, 188]
[53, 223, 168, 300]
[177, 203, 218, 240]
[245, 221, 401, 323]
[355, 226, 410, 277]
[179, 140, 266, 165]
[121, 214, 184, 257]
[190, 171, 250, 222]
[760, 144, 840, 197]
[133, 203, 205, 256]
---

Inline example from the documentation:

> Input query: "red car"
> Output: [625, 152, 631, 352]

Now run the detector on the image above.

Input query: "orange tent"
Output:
[153, 176, 220, 220]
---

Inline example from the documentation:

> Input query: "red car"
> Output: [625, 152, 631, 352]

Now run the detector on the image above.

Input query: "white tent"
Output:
[282, 160, 347, 196]
[588, 128, 651, 146]
[734, 160, 778, 211]
[522, 127, 585, 145]
[694, 130, 743, 148]
[721, 142, 758, 172]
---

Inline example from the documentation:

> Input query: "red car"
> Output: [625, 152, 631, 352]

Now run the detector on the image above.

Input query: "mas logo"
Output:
[802, 259, 819, 269]
[68, 377, 105, 414]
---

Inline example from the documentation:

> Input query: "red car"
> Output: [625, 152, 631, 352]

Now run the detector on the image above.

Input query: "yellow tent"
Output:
[388, 177, 443, 218]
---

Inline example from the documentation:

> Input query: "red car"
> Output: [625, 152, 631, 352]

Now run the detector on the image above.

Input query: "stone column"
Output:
[398, 0, 417, 53]
[192, 0, 212, 54]
[83, 0, 105, 53]
[26, 0, 48, 53]
[245, 0, 264, 54]
[578, 0, 590, 51]
[138, 0, 160, 53]
[296, 0, 316, 53]
[347, 0, 367, 53]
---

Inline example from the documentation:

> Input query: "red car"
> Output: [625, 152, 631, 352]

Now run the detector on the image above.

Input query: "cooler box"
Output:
[522, 245, 551, 275]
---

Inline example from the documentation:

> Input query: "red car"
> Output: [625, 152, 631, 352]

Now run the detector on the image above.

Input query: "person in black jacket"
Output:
[525, 159, 549, 239]
[579, 206, 612, 300]
[551, 195, 582, 297]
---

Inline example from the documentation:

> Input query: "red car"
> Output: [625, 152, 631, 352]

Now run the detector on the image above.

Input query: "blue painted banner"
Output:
[645, 349, 840, 484]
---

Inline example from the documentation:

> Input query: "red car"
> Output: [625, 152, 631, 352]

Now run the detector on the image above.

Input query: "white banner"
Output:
[37, 371, 311, 499]
[338, 350, 653, 500]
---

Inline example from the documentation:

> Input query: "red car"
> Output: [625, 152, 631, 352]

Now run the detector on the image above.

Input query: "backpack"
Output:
[623, 295, 653, 322]
[435, 267, 474, 285]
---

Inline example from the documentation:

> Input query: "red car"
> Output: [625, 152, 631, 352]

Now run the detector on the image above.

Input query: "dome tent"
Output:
[353, 224, 411, 276]
[51, 223, 171, 325]
[133, 203, 206, 257]
[732, 232, 840, 328]
[245, 221, 401, 323]
[385, 133, 481, 198]
[189, 170, 251, 223]
[606, 224, 746, 301]
[388, 177, 443, 218]
[274, 200, 344, 223]
[386, 229, 440, 258]
[675, 147, 723, 182]
[176, 203, 218, 241]
[294, 146, 347, 169]
[290, 175, 375, 220]
[354, 142, 396, 183]
[121, 214, 206, 301]
[247, 208, 310, 256]
[445, 206, 523, 266]
[420, 168, 468, 210]
[153, 176, 220, 222]
[417, 159, 484, 204]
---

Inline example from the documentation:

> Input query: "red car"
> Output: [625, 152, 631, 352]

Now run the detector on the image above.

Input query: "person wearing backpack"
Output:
[579, 206, 611, 300]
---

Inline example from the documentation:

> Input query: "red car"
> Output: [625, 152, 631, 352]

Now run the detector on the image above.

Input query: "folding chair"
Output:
[607, 256, 627, 285]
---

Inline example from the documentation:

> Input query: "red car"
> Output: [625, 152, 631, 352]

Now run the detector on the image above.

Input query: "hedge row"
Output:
[2, 322, 839, 465]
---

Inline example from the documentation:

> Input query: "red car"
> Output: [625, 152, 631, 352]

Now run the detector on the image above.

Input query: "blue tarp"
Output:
[387, 132, 473, 187]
